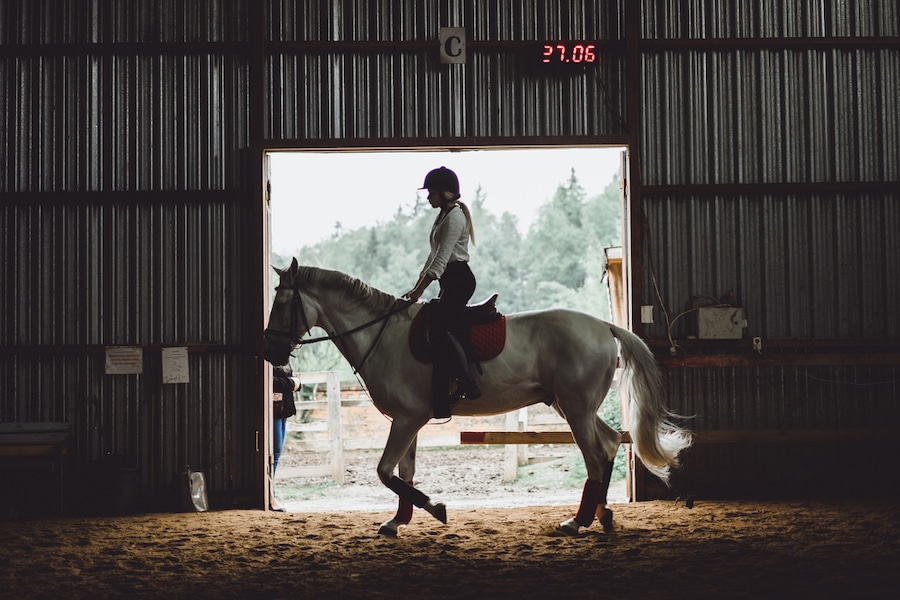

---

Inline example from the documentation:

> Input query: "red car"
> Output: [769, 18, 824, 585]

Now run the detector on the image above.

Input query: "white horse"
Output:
[263, 259, 691, 536]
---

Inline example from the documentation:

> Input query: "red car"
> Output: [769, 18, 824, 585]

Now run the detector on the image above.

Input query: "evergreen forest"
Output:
[271, 169, 622, 381]
[271, 169, 623, 381]
[271, 167, 626, 481]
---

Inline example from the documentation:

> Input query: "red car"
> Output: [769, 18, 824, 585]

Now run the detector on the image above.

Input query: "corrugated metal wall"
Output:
[267, 49, 625, 141]
[641, 48, 899, 184]
[2, 0, 898, 513]
[265, 0, 627, 143]
[636, 0, 900, 497]
[1, 0, 259, 513]
[643, 194, 899, 339]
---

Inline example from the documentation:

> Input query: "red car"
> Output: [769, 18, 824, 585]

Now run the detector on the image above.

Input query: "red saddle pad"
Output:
[409, 312, 506, 364]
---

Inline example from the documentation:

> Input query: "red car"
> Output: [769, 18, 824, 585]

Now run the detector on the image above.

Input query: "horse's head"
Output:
[263, 257, 309, 366]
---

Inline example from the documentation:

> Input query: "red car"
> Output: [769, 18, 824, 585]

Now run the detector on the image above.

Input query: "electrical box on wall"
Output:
[697, 307, 747, 339]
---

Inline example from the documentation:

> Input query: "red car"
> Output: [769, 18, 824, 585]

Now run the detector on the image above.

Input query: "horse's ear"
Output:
[272, 264, 283, 276]
[290, 257, 299, 271]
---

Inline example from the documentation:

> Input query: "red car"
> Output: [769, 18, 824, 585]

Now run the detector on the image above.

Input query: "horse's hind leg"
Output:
[595, 460, 615, 532]
[378, 437, 417, 536]
[560, 413, 620, 535]
[560, 459, 615, 535]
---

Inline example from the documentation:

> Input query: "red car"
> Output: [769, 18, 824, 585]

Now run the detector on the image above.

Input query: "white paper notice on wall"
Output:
[105, 346, 143, 375]
[162, 347, 190, 384]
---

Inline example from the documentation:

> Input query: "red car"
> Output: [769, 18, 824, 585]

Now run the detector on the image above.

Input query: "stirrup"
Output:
[433, 398, 452, 419]
[433, 408, 452, 419]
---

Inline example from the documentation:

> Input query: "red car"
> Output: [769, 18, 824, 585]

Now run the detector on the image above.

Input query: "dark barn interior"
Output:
[1, 1, 898, 598]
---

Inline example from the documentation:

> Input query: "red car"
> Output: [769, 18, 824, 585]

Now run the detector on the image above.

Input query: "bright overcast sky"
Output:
[268, 147, 624, 255]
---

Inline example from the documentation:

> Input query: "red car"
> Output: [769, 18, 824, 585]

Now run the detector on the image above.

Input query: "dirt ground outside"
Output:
[275, 399, 628, 512]
[274, 444, 628, 513]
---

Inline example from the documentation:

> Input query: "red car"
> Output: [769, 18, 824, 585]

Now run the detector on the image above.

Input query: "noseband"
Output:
[263, 283, 312, 347]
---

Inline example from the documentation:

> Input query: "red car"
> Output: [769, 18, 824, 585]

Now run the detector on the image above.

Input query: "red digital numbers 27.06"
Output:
[541, 43, 597, 64]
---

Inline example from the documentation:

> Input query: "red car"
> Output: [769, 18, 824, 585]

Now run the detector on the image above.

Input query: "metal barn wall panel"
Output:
[0, 199, 257, 510]
[669, 365, 899, 432]
[267, 51, 625, 141]
[265, 0, 628, 144]
[666, 363, 899, 496]
[641, 0, 900, 38]
[0, 352, 253, 507]
[2, 55, 249, 192]
[1, 0, 260, 515]
[267, 0, 625, 42]
[641, 48, 899, 185]
[642, 194, 900, 340]
[0, 0, 248, 44]
[635, 0, 900, 497]
[1, 203, 232, 345]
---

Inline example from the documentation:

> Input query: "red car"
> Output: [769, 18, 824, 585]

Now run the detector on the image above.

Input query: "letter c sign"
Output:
[439, 28, 466, 64]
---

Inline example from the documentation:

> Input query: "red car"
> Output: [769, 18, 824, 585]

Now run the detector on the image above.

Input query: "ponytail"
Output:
[457, 201, 476, 245]
[440, 191, 476, 245]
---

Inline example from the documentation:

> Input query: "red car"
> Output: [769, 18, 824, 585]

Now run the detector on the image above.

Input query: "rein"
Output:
[265, 283, 412, 372]
[295, 303, 407, 347]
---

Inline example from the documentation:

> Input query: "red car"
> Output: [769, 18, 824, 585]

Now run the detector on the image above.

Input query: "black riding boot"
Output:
[446, 332, 481, 403]
[431, 357, 452, 419]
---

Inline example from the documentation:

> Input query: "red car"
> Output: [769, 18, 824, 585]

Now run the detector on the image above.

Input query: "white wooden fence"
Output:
[279, 371, 344, 483]
[278, 372, 572, 484]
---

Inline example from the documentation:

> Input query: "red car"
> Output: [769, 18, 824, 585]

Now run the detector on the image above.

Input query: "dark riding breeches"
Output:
[430, 262, 476, 409]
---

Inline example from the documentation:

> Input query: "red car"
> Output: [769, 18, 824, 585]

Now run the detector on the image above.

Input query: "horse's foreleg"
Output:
[378, 438, 418, 536]
[394, 440, 417, 523]
[382, 477, 447, 524]
[377, 418, 445, 535]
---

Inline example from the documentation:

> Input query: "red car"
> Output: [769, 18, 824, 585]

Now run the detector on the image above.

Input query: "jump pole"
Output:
[460, 431, 633, 445]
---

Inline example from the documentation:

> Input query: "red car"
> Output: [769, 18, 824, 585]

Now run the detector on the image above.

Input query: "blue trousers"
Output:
[273, 417, 287, 475]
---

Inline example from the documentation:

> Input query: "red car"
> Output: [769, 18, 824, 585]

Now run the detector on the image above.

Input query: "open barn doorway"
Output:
[263, 146, 629, 512]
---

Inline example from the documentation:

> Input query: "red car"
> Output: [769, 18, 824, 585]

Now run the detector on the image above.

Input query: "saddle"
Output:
[409, 294, 507, 367]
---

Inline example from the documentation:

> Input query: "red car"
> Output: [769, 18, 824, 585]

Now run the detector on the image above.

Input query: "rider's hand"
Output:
[403, 274, 433, 303]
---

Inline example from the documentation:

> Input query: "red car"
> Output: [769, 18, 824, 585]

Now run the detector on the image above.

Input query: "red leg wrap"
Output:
[574, 479, 603, 527]
[394, 481, 414, 524]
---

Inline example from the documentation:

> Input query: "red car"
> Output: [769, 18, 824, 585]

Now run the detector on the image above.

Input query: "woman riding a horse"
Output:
[402, 166, 481, 419]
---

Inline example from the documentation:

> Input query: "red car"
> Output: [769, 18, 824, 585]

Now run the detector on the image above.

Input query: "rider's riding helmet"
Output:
[419, 166, 460, 199]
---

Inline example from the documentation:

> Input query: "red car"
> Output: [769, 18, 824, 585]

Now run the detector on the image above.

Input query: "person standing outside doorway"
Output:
[270, 363, 299, 511]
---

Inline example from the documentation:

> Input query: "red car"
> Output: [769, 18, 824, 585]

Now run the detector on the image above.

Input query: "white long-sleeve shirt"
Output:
[419, 205, 470, 280]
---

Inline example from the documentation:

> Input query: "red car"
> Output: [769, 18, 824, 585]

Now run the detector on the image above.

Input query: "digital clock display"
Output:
[539, 42, 598, 66]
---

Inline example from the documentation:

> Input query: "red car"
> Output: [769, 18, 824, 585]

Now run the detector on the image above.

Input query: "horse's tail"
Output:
[608, 323, 692, 485]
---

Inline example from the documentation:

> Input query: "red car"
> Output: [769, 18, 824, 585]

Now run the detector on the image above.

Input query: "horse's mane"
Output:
[296, 266, 402, 315]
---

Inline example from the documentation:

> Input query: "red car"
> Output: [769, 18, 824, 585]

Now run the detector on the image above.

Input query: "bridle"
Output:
[263, 281, 411, 372]
[263, 283, 312, 347]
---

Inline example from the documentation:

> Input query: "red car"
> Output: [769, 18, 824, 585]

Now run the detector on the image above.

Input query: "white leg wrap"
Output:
[558, 517, 582, 536]
[378, 518, 403, 537]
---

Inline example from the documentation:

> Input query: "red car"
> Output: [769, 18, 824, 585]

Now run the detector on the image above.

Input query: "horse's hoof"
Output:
[599, 508, 613, 532]
[558, 518, 582, 536]
[425, 501, 447, 524]
[378, 520, 400, 537]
